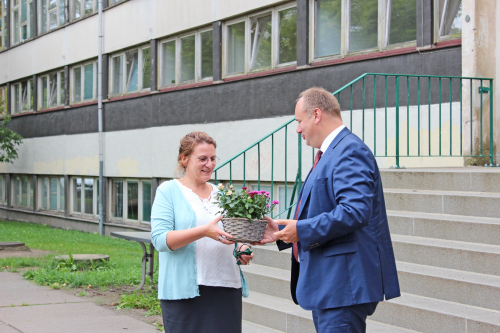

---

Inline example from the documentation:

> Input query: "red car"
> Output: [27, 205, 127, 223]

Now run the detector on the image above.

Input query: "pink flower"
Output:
[272, 200, 279, 205]
[266, 204, 270, 208]
[242, 187, 247, 190]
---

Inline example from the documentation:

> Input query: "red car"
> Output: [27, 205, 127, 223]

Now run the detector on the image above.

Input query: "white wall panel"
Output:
[214, 0, 285, 20]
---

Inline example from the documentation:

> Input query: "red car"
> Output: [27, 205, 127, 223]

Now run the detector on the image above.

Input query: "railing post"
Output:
[395, 76, 400, 167]
[490, 79, 494, 165]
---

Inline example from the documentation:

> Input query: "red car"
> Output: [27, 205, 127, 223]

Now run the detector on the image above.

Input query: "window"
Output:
[224, 3, 297, 77]
[39, 176, 64, 212]
[72, 61, 97, 103]
[39, 0, 65, 34]
[39, 69, 64, 109]
[109, 0, 122, 5]
[110, 46, 150, 96]
[11, 78, 33, 114]
[435, 0, 461, 40]
[70, 0, 96, 21]
[11, 175, 33, 209]
[71, 177, 98, 218]
[11, 0, 34, 44]
[278, 185, 294, 216]
[110, 179, 151, 223]
[312, 0, 416, 61]
[0, 174, 7, 205]
[159, 28, 213, 88]
[1, 0, 7, 49]
[0, 86, 8, 111]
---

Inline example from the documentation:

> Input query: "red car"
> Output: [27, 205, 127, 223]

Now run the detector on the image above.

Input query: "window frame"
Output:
[38, 0, 65, 34]
[433, 0, 462, 43]
[38, 176, 65, 213]
[0, 0, 6, 49]
[69, 0, 97, 22]
[0, 174, 7, 205]
[109, 178, 151, 224]
[70, 176, 98, 219]
[109, 45, 151, 97]
[11, 78, 33, 114]
[222, 3, 297, 79]
[70, 59, 98, 104]
[38, 69, 65, 110]
[158, 27, 214, 89]
[11, 0, 33, 44]
[309, 0, 417, 63]
[11, 174, 33, 209]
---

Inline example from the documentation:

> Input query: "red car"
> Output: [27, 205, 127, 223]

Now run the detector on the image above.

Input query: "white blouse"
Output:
[175, 180, 241, 289]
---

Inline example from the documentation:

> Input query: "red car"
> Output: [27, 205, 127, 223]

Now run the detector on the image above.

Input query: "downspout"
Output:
[98, 0, 104, 236]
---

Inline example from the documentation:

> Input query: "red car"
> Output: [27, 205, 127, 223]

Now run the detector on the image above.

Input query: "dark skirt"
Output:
[160, 285, 242, 333]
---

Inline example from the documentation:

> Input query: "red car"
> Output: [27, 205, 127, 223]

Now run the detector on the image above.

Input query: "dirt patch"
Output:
[62, 285, 163, 330]
[0, 249, 52, 259]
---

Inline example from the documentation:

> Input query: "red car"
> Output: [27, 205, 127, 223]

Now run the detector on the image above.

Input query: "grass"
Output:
[0, 220, 161, 317]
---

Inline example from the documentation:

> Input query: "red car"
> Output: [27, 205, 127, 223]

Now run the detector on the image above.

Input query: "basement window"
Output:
[38, 69, 64, 110]
[110, 45, 150, 97]
[159, 27, 213, 88]
[223, 2, 297, 78]
[110, 179, 151, 224]
[11, 175, 33, 209]
[11, 0, 34, 44]
[38, 0, 65, 34]
[11, 78, 33, 114]
[38, 176, 64, 212]
[435, 0, 461, 41]
[71, 60, 97, 104]
[71, 177, 98, 219]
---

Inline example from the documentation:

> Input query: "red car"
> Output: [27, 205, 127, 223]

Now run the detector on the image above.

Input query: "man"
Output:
[259, 87, 400, 332]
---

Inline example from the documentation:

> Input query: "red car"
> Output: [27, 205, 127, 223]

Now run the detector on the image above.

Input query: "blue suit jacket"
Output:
[279, 127, 400, 310]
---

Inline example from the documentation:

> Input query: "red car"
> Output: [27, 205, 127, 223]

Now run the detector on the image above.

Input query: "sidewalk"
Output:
[0, 272, 159, 333]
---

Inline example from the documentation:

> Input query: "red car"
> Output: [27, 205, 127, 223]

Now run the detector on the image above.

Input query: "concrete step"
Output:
[251, 245, 291, 271]
[371, 293, 500, 333]
[384, 188, 500, 218]
[241, 263, 292, 301]
[397, 261, 500, 311]
[243, 320, 285, 333]
[243, 291, 419, 333]
[380, 167, 500, 193]
[392, 235, 500, 276]
[387, 210, 500, 246]
[243, 291, 314, 333]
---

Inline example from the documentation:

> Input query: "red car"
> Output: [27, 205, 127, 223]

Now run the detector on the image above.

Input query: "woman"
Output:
[151, 131, 254, 333]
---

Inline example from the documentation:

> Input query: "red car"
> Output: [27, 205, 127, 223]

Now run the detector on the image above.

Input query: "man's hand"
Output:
[251, 216, 279, 245]
[273, 219, 299, 243]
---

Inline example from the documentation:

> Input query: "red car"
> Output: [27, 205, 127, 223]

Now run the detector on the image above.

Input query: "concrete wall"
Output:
[462, 0, 498, 164]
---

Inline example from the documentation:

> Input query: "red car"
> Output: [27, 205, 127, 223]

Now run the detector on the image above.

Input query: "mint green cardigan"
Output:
[150, 180, 249, 300]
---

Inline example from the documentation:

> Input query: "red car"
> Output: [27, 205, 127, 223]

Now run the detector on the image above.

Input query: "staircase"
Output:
[241, 167, 500, 333]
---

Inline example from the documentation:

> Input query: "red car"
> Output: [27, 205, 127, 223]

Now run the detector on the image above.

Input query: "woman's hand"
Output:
[237, 244, 254, 265]
[204, 215, 235, 245]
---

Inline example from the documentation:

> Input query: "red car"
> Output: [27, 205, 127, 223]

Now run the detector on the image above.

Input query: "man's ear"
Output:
[313, 108, 322, 124]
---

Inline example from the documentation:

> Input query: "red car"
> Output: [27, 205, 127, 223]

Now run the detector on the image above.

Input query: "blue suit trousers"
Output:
[312, 302, 378, 333]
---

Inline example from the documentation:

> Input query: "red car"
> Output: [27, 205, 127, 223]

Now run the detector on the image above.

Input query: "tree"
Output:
[0, 101, 23, 163]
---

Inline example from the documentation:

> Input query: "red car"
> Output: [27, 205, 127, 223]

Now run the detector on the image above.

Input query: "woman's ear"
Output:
[181, 154, 189, 167]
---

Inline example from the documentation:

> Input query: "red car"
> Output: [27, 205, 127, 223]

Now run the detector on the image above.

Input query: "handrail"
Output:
[213, 73, 495, 218]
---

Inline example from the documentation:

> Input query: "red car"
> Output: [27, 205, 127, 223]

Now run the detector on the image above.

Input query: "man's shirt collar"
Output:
[320, 125, 346, 153]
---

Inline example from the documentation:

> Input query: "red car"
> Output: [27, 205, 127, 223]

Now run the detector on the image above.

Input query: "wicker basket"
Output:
[221, 218, 268, 243]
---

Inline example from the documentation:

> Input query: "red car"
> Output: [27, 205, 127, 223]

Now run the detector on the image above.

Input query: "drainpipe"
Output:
[98, 0, 104, 236]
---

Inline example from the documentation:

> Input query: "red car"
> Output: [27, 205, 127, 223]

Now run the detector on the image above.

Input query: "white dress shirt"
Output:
[320, 125, 346, 154]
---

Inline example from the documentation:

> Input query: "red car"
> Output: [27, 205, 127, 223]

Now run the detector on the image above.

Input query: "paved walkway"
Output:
[0, 272, 159, 333]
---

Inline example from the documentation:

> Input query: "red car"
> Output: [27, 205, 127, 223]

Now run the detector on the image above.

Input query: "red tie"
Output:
[293, 150, 323, 261]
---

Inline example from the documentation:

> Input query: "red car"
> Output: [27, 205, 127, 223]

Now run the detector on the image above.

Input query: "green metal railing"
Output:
[214, 73, 495, 218]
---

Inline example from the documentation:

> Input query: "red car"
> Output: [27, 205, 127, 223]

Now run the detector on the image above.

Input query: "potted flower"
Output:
[216, 184, 279, 243]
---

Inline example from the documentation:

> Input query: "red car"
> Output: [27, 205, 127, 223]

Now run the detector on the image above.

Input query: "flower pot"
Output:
[221, 218, 268, 243]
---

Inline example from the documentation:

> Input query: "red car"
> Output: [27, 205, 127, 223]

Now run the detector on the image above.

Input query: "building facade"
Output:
[0, 0, 497, 233]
